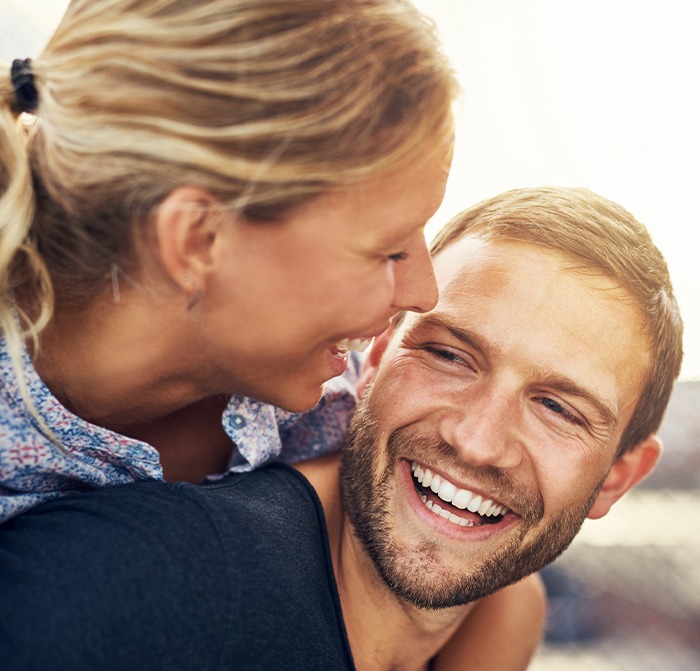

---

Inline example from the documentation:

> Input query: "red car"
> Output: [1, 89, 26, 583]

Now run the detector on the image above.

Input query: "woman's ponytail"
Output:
[1, 65, 55, 436]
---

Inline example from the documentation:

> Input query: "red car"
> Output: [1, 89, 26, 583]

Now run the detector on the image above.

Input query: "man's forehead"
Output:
[429, 234, 639, 310]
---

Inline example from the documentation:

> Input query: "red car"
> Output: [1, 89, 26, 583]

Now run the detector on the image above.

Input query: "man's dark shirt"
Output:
[0, 464, 355, 670]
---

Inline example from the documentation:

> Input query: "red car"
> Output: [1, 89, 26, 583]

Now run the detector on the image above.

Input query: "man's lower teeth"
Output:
[420, 494, 474, 527]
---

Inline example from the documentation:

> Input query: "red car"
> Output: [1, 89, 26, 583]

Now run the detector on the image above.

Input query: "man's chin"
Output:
[364, 533, 527, 610]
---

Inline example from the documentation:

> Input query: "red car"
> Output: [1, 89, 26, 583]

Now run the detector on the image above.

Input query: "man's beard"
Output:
[340, 396, 604, 610]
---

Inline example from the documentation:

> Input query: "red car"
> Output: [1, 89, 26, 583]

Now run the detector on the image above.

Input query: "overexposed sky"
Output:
[414, 0, 700, 381]
[4, 0, 699, 379]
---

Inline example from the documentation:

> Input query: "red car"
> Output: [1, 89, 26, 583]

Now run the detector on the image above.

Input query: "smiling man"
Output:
[301, 186, 683, 667]
[0, 187, 683, 670]
[339, 196, 676, 612]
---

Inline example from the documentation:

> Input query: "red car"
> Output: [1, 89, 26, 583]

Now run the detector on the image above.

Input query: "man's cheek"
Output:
[374, 368, 439, 421]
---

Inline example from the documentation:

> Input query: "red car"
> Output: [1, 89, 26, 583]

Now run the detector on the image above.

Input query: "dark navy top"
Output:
[0, 464, 355, 670]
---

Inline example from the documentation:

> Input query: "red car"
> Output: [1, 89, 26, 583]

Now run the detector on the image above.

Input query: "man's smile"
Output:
[409, 460, 511, 528]
[410, 461, 509, 527]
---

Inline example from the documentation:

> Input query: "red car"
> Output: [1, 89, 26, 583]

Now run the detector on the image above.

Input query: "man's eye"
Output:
[425, 346, 470, 368]
[538, 397, 583, 426]
[387, 251, 408, 262]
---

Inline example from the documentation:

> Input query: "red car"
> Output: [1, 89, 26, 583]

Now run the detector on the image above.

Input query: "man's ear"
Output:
[153, 187, 222, 298]
[587, 435, 662, 520]
[356, 327, 394, 399]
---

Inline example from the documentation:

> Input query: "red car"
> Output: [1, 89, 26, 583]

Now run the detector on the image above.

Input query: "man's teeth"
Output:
[419, 495, 474, 527]
[411, 461, 509, 518]
[335, 337, 372, 353]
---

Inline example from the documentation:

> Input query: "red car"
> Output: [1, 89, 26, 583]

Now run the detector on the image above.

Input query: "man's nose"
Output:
[391, 233, 438, 314]
[438, 393, 524, 470]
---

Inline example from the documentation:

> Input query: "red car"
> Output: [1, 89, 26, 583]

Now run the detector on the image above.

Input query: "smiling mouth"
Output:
[411, 461, 510, 528]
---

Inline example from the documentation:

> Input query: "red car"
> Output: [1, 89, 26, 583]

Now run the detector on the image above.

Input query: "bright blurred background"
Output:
[3, 1, 699, 668]
[412, 0, 700, 384]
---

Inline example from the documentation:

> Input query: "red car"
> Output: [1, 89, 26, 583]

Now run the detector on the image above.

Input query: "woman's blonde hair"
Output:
[0, 0, 456, 415]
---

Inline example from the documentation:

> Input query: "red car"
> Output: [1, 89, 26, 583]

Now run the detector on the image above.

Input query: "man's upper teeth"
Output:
[411, 461, 508, 517]
[336, 337, 372, 353]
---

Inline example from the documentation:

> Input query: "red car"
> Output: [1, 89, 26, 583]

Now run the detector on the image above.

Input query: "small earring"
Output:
[111, 264, 121, 304]
[186, 289, 202, 311]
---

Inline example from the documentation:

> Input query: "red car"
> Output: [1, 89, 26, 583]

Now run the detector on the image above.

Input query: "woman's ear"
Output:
[587, 435, 662, 520]
[356, 327, 393, 398]
[153, 187, 222, 301]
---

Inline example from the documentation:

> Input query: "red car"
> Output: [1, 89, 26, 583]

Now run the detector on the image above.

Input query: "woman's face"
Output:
[201, 142, 452, 412]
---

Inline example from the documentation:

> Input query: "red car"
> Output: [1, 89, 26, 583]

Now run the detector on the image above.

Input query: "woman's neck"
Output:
[32, 293, 205, 431]
[24, 288, 236, 482]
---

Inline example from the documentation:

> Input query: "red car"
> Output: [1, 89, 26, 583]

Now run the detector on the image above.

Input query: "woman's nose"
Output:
[391, 234, 438, 313]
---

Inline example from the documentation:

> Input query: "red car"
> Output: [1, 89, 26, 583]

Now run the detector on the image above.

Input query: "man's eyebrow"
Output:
[411, 314, 493, 357]
[412, 314, 619, 428]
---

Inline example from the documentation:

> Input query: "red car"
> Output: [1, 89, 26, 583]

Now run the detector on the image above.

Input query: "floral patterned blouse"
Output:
[0, 335, 360, 524]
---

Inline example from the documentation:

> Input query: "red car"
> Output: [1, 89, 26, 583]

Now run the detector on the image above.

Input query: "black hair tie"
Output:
[11, 58, 39, 114]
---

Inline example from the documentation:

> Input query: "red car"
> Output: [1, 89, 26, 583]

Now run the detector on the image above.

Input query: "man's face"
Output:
[341, 235, 651, 608]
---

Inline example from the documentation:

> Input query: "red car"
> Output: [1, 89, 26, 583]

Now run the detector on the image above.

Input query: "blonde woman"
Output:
[0, 2, 544, 668]
[1, 0, 457, 513]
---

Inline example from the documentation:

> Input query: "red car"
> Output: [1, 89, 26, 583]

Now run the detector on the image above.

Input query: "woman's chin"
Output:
[272, 384, 325, 414]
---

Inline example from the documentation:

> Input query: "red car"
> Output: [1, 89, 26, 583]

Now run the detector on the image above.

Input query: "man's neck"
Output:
[296, 456, 475, 671]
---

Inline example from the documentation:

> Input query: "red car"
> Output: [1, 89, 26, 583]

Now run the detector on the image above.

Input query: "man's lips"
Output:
[410, 460, 511, 529]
